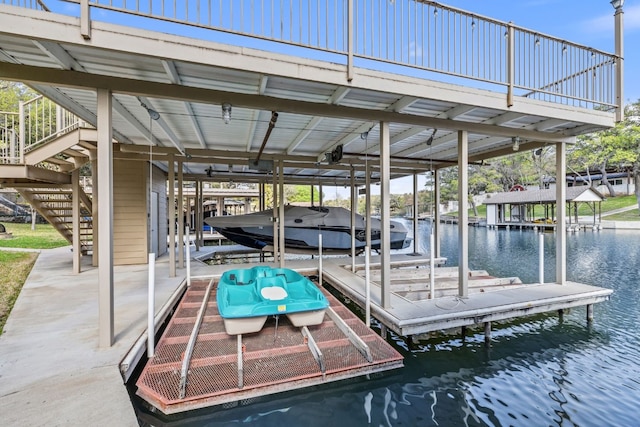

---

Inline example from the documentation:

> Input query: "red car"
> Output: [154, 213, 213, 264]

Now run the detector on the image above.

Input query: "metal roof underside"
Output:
[0, 5, 616, 186]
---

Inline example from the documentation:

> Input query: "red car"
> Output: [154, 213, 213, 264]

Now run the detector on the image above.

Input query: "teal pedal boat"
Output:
[217, 266, 329, 335]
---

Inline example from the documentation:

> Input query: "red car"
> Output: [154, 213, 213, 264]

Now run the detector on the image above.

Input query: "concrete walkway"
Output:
[0, 246, 211, 426]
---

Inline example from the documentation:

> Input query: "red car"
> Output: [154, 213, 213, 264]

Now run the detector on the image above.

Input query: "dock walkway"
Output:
[322, 261, 612, 336]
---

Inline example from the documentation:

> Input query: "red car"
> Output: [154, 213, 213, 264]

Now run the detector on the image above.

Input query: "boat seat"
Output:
[257, 276, 288, 301]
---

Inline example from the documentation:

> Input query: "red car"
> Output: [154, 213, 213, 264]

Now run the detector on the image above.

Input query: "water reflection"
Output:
[134, 225, 640, 427]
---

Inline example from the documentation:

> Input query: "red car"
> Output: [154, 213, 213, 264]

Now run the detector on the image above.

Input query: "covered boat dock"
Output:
[0, 0, 622, 422]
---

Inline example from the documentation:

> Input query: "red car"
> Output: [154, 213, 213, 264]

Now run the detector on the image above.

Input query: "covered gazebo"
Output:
[484, 186, 605, 228]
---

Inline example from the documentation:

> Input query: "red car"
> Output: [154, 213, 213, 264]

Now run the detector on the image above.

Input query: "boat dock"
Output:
[321, 260, 613, 337]
[135, 276, 404, 414]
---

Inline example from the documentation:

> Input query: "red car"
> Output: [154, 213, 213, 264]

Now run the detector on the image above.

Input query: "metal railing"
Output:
[0, 112, 20, 164]
[0, 96, 80, 164]
[58, 0, 618, 110]
[0, 0, 49, 11]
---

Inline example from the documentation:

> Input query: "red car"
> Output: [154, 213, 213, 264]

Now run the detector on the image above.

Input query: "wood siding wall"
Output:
[113, 159, 147, 265]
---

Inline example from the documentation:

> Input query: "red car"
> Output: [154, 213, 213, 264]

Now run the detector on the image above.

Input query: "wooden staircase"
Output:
[18, 186, 94, 254]
[1, 127, 97, 254]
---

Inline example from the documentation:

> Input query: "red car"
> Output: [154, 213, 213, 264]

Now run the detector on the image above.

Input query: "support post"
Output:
[538, 232, 544, 284]
[278, 160, 285, 267]
[457, 130, 469, 298]
[429, 233, 435, 299]
[72, 168, 81, 274]
[350, 167, 356, 270]
[177, 162, 184, 268]
[433, 169, 441, 257]
[97, 88, 114, 347]
[185, 226, 191, 287]
[379, 121, 391, 308]
[506, 23, 515, 107]
[347, 0, 354, 81]
[556, 142, 567, 284]
[614, 6, 625, 122]
[80, 0, 91, 39]
[272, 167, 279, 262]
[484, 321, 491, 346]
[365, 246, 371, 326]
[147, 253, 155, 358]
[168, 154, 176, 277]
[413, 172, 419, 253]
[91, 156, 98, 267]
[586, 304, 594, 323]
[318, 234, 323, 286]
[365, 160, 371, 252]
[194, 180, 200, 252]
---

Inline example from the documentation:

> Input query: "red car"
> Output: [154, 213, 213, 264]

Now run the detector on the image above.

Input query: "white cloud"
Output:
[584, 4, 640, 33]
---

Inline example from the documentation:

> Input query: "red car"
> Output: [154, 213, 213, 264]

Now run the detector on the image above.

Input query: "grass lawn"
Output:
[606, 208, 640, 221]
[0, 223, 69, 249]
[0, 251, 38, 334]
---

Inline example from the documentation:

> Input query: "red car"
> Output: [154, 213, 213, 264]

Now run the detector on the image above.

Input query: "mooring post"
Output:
[380, 324, 388, 340]
[586, 304, 594, 324]
[484, 322, 491, 346]
[558, 309, 564, 323]
[461, 326, 467, 341]
[147, 253, 155, 358]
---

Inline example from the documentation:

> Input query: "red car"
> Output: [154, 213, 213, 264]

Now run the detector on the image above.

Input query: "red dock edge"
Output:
[136, 279, 404, 414]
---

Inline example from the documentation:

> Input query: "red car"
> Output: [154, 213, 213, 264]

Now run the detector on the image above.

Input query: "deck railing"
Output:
[0, 0, 620, 113]
[59, 0, 619, 111]
[0, 0, 49, 11]
[0, 95, 80, 164]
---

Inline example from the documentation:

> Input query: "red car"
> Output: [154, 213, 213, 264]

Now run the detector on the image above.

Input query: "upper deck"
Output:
[0, 0, 620, 184]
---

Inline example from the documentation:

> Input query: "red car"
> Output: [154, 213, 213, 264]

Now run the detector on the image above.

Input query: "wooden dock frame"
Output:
[321, 256, 613, 341]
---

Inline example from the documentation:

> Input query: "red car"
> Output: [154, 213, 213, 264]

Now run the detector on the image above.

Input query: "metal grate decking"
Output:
[136, 279, 403, 414]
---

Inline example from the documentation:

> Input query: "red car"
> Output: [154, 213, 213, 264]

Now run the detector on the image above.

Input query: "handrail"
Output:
[178, 277, 215, 399]
[54, 0, 617, 110]
[0, 95, 81, 165]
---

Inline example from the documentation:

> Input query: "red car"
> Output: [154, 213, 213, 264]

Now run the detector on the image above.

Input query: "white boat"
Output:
[204, 205, 409, 253]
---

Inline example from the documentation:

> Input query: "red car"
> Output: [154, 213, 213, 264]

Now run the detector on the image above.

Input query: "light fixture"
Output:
[610, 0, 624, 10]
[221, 103, 232, 124]
[512, 136, 521, 151]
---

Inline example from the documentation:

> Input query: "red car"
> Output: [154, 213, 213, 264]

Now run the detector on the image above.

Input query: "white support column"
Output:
[198, 181, 204, 248]
[97, 88, 114, 347]
[168, 154, 176, 277]
[272, 166, 279, 262]
[72, 168, 81, 274]
[350, 167, 356, 270]
[379, 121, 391, 309]
[278, 160, 285, 267]
[412, 172, 419, 254]
[217, 196, 224, 217]
[177, 162, 184, 268]
[433, 169, 441, 257]
[457, 131, 469, 298]
[365, 161, 371, 252]
[556, 142, 567, 284]
[614, 6, 625, 122]
[91, 156, 98, 267]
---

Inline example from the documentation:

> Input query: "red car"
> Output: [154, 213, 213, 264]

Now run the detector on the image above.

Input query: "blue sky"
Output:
[442, 0, 639, 103]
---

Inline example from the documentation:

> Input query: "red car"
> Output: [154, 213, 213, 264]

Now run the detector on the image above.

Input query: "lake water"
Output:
[134, 224, 640, 426]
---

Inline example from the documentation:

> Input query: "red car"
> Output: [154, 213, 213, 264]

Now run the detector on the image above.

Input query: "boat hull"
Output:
[205, 206, 409, 253]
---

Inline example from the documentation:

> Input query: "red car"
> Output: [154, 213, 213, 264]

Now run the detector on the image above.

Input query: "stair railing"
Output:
[1, 95, 81, 164]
